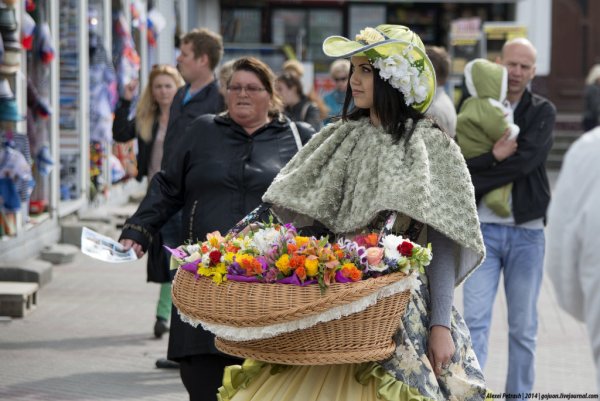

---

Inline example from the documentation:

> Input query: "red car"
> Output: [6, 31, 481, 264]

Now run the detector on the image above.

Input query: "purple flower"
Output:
[255, 256, 269, 274]
[334, 270, 353, 283]
[264, 267, 279, 283]
[181, 262, 199, 273]
[227, 261, 244, 275]
[164, 245, 187, 259]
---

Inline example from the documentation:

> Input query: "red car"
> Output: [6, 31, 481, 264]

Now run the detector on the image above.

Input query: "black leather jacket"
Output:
[466, 90, 556, 224]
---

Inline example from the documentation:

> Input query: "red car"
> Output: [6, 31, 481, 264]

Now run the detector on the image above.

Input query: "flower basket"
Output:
[171, 268, 415, 365]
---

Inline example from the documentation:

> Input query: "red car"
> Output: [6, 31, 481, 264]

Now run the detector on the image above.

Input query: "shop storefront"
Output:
[0, 0, 180, 261]
[219, 1, 517, 93]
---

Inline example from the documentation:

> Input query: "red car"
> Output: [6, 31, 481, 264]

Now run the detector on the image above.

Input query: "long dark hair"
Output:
[342, 63, 426, 143]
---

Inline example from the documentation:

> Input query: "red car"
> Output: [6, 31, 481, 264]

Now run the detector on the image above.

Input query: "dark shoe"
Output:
[155, 358, 179, 369]
[153, 318, 169, 339]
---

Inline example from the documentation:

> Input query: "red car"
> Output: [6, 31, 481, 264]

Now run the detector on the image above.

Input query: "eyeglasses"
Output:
[333, 76, 348, 82]
[227, 85, 267, 95]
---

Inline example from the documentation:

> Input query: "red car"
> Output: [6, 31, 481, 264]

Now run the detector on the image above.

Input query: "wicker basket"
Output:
[171, 269, 412, 365]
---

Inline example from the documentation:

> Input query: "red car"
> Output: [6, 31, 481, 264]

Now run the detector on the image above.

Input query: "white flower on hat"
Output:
[355, 27, 385, 45]
[373, 47, 430, 107]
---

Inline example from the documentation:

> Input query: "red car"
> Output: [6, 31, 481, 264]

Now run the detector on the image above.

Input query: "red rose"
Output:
[209, 250, 222, 265]
[397, 241, 414, 257]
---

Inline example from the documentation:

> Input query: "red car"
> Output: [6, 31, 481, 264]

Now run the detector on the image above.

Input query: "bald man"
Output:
[462, 38, 556, 398]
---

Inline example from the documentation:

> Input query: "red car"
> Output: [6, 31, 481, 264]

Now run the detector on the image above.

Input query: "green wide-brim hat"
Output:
[323, 24, 436, 113]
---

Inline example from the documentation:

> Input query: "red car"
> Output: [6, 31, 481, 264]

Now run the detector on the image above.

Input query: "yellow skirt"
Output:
[225, 363, 378, 401]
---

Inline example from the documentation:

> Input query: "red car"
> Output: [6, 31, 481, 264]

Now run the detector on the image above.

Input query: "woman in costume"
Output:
[218, 25, 488, 401]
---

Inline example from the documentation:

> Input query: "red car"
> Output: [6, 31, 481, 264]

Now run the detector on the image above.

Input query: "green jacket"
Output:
[456, 58, 513, 217]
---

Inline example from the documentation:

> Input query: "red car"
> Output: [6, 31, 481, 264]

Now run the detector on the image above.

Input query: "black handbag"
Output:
[146, 230, 171, 283]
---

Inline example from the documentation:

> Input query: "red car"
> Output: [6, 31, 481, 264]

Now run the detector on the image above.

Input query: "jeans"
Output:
[463, 223, 545, 397]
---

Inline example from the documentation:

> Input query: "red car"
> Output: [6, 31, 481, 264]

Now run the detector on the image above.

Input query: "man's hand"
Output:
[427, 325, 455, 377]
[119, 238, 145, 259]
[492, 128, 518, 162]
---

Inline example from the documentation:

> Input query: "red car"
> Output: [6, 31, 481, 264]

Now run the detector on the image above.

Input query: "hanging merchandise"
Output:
[21, 11, 35, 50]
[0, 77, 24, 121]
[89, 20, 117, 143]
[0, 4, 21, 76]
[25, 0, 35, 13]
[35, 22, 54, 64]
[0, 136, 34, 236]
[147, 8, 166, 48]
[112, 11, 140, 98]
[28, 4, 55, 214]
[58, 0, 82, 201]
[89, 140, 104, 200]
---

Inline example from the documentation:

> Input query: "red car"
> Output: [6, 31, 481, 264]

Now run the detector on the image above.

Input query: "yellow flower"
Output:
[236, 253, 252, 265]
[294, 236, 310, 248]
[197, 266, 211, 277]
[355, 27, 385, 45]
[215, 262, 227, 275]
[275, 254, 291, 275]
[224, 252, 235, 263]
[304, 257, 319, 277]
[212, 272, 226, 284]
[342, 262, 357, 271]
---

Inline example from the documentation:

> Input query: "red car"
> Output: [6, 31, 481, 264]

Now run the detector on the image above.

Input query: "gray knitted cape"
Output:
[263, 117, 485, 285]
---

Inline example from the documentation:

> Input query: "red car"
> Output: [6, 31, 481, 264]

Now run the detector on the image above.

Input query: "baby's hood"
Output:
[464, 58, 507, 101]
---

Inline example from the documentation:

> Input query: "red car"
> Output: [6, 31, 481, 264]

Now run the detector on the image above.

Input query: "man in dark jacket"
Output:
[462, 38, 556, 397]
[162, 28, 225, 161]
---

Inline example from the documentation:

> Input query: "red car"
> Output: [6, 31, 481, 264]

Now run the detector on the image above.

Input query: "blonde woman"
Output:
[112, 64, 184, 347]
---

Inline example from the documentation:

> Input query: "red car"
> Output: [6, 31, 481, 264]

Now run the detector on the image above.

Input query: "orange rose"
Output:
[295, 265, 307, 281]
[349, 268, 362, 281]
[364, 233, 379, 247]
[290, 254, 306, 269]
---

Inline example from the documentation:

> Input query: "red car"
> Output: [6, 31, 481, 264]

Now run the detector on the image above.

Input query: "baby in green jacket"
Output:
[456, 58, 519, 217]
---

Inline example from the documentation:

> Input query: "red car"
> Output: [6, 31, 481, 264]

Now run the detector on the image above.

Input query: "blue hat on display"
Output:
[0, 98, 24, 121]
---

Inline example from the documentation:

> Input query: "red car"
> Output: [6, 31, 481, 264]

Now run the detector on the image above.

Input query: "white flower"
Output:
[251, 227, 280, 254]
[201, 252, 211, 266]
[369, 262, 389, 272]
[186, 244, 200, 254]
[381, 234, 404, 260]
[185, 251, 201, 263]
[372, 53, 431, 107]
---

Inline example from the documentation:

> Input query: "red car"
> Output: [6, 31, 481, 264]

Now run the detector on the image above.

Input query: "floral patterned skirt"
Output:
[218, 279, 488, 401]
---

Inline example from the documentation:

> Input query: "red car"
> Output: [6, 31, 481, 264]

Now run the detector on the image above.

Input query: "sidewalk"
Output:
[0, 223, 187, 400]
[0, 182, 597, 399]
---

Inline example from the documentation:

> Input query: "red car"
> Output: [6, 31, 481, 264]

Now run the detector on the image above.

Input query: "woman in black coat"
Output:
[112, 64, 184, 338]
[118, 57, 315, 401]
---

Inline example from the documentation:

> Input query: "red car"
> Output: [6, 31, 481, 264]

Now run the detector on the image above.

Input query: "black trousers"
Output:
[179, 354, 244, 401]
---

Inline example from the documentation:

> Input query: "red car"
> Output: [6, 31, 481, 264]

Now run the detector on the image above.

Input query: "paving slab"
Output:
[0, 259, 53, 287]
[39, 243, 79, 264]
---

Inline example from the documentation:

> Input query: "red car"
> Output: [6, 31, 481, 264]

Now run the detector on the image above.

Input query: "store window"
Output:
[222, 8, 262, 43]
[271, 8, 342, 73]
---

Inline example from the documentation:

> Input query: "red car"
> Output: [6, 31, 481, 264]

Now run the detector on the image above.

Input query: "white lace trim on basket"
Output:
[178, 273, 419, 341]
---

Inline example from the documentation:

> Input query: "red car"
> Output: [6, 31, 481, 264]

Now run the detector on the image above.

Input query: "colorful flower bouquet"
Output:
[167, 221, 432, 292]
[168, 220, 433, 365]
